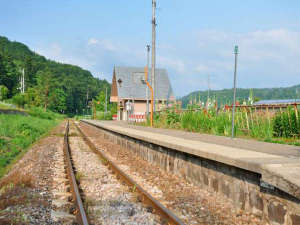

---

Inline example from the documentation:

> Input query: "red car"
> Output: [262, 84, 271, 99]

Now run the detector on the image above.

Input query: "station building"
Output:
[110, 66, 175, 121]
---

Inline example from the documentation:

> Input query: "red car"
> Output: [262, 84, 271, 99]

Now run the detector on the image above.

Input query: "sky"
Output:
[1, 0, 300, 97]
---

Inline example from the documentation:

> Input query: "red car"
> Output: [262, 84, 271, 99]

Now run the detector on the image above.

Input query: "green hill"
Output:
[0, 36, 110, 115]
[181, 84, 300, 108]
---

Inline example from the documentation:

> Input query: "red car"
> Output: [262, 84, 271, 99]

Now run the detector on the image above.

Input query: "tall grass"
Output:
[149, 106, 299, 144]
[0, 108, 63, 177]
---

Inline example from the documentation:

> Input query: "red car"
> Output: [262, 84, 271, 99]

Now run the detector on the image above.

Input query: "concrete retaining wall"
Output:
[91, 124, 300, 225]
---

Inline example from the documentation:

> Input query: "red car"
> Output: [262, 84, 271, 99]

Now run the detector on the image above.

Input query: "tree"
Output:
[94, 91, 106, 111]
[0, 85, 8, 101]
[36, 69, 55, 111]
[0, 36, 112, 114]
[49, 88, 67, 113]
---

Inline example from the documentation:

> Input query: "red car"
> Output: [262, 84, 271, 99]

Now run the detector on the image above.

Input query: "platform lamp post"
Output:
[231, 45, 239, 138]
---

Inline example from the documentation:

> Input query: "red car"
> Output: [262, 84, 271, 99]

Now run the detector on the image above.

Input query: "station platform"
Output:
[82, 119, 300, 199]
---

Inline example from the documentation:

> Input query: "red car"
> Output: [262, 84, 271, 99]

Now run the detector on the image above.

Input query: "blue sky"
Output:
[1, 0, 300, 97]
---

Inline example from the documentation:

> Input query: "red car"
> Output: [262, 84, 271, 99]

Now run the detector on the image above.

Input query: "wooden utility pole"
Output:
[151, 0, 156, 112]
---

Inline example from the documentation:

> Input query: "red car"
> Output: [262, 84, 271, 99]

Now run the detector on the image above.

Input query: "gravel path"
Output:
[0, 121, 76, 225]
[69, 121, 160, 225]
[80, 121, 264, 225]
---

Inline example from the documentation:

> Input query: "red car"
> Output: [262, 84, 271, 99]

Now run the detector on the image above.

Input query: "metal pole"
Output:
[146, 45, 150, 116]
[231, 45, 239, 138]
[151, 0, 156, 112]
[105, 87, 107, 114]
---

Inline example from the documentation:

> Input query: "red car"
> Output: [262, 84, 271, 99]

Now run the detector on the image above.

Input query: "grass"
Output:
[0, 108, 64, 178]
[143, 106, 300, 146]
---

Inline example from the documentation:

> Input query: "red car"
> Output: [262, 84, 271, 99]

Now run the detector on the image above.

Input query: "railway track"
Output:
[73, 121, 185, 225]
[63, 121, 89, 225]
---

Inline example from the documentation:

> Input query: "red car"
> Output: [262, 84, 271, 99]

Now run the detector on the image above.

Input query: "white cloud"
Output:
[157, 55, 185, 73]
[88, 38, 98, 45]
[195, 64, 209, 73]
[87, 38, 117, 51]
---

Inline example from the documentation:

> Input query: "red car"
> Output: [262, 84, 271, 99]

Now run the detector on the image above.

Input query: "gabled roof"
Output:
[112, 66, 174, 100]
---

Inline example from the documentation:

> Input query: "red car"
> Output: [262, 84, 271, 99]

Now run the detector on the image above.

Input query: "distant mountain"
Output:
[0, 36, 110, 114]
[181, 84, 300, 108]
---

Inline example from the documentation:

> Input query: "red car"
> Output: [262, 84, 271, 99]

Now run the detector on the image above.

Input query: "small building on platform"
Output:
[252, 99, 300, 111]
[110, 66, 175, 121]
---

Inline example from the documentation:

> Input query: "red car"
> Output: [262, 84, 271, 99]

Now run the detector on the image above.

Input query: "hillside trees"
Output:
[182, 85, 300, 108]
[0, 36, 111, 114]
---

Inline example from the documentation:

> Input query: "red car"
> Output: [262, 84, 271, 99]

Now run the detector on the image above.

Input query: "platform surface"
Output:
[82, 119, 300, 198]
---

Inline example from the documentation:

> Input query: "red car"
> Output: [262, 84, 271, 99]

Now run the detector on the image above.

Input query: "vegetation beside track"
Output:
[0, 107, 64, 177]
[143, 106, 300, 146]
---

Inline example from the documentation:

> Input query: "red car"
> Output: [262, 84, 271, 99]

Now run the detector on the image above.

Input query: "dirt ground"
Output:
[0, 122, 67, 225]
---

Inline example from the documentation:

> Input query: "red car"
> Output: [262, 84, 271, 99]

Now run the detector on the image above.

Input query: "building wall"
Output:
[117, 99, 172, 121]
[133, 101, 147, 114]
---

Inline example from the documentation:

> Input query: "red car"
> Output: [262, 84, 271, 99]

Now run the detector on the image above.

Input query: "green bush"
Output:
[0, 85, 8, 100]
[12, 93, 26, 108]
[166, 110, 180, 125]
[273, 108, 299, 138]
[95, 111, 113, 120]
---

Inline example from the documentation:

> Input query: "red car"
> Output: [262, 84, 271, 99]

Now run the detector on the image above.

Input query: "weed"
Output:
[75, 171, 84, 182]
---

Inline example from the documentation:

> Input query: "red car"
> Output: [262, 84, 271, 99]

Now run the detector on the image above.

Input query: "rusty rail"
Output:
[75, 121, 185, 225]
[64, 121, 89, 225]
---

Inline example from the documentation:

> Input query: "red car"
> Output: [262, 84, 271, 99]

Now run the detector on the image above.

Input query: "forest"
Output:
[0, 36, 111, 115]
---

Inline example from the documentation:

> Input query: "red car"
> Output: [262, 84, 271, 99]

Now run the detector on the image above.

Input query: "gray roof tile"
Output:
[115, 66, 174, 100]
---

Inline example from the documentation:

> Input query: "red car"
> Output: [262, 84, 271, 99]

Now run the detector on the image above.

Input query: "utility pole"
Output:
[19, 68, 25, 94]
[231, 45, 239, 138]
[23, 68, 25, 93]
[105, 87, 107, 114]
[151, 0, 156, 112]
[146, 45, 150, 116]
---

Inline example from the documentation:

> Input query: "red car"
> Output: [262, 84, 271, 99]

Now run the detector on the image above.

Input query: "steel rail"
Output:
[63, 121, 89, 225]
[75, 121, 185, 225]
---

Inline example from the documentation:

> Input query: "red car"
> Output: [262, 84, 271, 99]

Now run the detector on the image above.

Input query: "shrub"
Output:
[166, 110, 180, 125]
[12, 93, 26, 108]
[95, 111, 113, 120]
[0, 85, 8, 101]
[273, 107, 299, 138]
